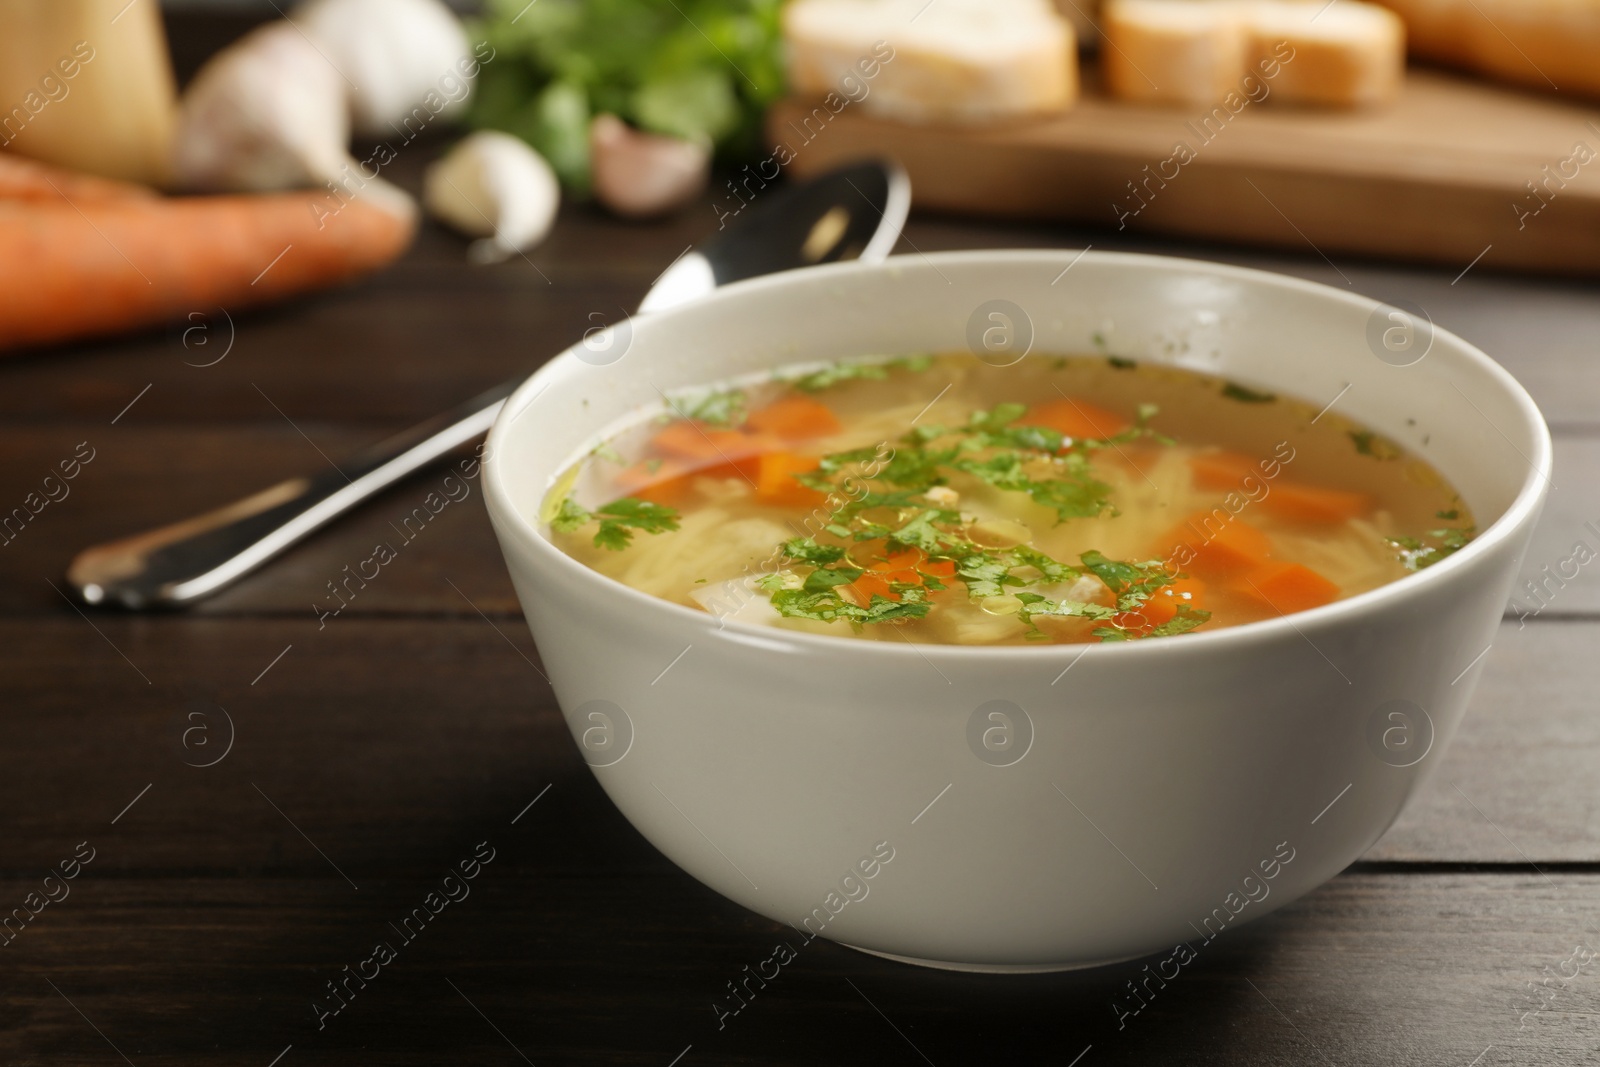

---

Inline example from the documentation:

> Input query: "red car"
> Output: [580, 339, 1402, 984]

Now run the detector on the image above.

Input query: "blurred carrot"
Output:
[1190, 452, 1371, 524]
[1235, 562, 1340, 614]
[1163, 512, 1273, 575]
[1114, 576, 1206, 634]
[0, 190, 415, 352]
[746, 395, 841, 441]
[651, 421, 767, 463]
[756, 452, 825, 507]
[0, 153, 154, 203]
[1023, 397, 1130, 440]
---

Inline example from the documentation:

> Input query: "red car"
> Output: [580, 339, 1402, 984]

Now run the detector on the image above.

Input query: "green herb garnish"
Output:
[768, 585, 935, 626]
[672, 389, 747, 429]
[551, 495, 681, 550]
[787, 355, 933, 393]
[1350, 430, 1401, 460]
[1387, 525, 1474, 571]
[1221, 382, 1276, 403]
[1148, 603, 1212, 637]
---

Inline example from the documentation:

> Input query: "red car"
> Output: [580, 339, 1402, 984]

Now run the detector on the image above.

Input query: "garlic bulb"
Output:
[170, 21, 352, 192]
[294, 0, 473, 138]
[589, 113, 711, 219]
[424, 131, 560, 264]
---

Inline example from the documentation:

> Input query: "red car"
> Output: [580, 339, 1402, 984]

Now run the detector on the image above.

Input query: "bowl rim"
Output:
[484, 248, 1553, 663]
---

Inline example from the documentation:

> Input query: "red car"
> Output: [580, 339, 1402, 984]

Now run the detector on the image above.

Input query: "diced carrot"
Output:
[1190, 452, 1372, 524]
[1261, 483, 1373, 525]
[1022, 398, 1130, 441]
[615, 452, 762, 505]
[1189, 451, 1260, 490]
[874, 550, 928, 586]
[614, 458, 695, 505]
[849, 572, 896, 603]
[846, 547, 954, 604]
[756, 452, 826, 508]
[1234, 562, 1340, 615]
[746, 395, 842, 441]
[650, 421, 764, 464]
[632, 478, 690, 505]
[857, 552, 921, 600]
[1157, 576, 1207, 617]
[614, 459, 680, 494]
[877, 549, 957, 580]
[1163, 513, 1273, 576]
[1113, 577, 1206, 635]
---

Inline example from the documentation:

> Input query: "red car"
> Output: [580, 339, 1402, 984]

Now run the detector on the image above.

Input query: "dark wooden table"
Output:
[4, 14, 1599, 1066]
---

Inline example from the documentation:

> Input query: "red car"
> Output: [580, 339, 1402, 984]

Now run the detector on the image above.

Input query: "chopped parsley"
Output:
[672, 389, 746, 428]
[786, 355, 932, 393]
[730, 397, 1209, 640]
[1010, 554, 1211, 641]
[1221, 382, 1276, 403]
[1107, 355, 1137, 370]
[1349, 430, 1401, 460]
[1145, 604, 1212, 638]
[550, 495, 681, 550]
[895, 403, 1160, 524]
[766, 583, 935, 625]
[1387, 524, 1474, 571]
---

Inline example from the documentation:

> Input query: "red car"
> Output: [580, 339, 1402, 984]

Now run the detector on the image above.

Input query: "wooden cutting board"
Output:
[767, 67, 1600, 275]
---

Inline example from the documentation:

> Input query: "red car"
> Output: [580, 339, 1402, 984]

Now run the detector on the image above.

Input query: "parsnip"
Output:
[0, 0, 178, 186]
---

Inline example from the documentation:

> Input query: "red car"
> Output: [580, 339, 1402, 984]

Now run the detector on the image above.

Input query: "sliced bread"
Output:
[784, 0, 1078, 124]
[1247, 1, 1405, 106]
[1376, 0, 1600, 98]
[1102, 0, 1249, 106]
[1101, 0, 1404, 107]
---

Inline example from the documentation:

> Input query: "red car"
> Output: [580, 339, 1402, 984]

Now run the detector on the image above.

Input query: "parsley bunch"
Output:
[468, 0, 785, 192]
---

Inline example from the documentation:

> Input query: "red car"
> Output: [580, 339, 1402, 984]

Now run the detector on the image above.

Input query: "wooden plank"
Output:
[0, 869, 1593, 1064]
[1367, 618, 1600, 863]
[0, 617, 1597, 876]
[771, 66, 1600, 274]
[0, 425, 518, 616]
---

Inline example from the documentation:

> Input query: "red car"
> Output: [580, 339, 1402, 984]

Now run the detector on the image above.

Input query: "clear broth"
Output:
[545, 354, 1473, 646]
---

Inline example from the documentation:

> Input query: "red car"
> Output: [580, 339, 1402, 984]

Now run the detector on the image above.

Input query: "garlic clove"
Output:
[589, 113, 711, 220]
[293, 0, 474, 139]
[171, 21, 351, 192]
[424, 130, 560, 264]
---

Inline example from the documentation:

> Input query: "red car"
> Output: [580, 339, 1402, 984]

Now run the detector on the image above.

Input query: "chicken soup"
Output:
[544, 353, 1473, 645]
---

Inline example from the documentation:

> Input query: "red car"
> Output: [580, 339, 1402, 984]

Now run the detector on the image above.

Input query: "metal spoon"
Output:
[68, 161, 911, 609]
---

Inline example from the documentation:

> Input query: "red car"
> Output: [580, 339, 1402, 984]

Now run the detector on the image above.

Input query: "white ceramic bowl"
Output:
[483, 250, 1550, 972]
